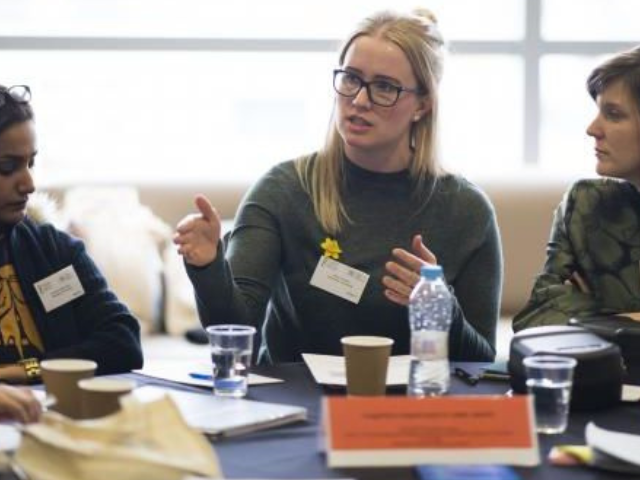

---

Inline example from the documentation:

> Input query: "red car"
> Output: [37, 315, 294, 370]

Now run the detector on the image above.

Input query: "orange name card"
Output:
[323, 395, 539, 468]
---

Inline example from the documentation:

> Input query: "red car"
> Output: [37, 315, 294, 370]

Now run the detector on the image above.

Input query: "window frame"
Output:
[0, 0, 636, 175]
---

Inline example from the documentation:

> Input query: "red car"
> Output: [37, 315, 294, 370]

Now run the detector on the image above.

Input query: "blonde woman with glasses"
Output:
[175, 9, 503, 363]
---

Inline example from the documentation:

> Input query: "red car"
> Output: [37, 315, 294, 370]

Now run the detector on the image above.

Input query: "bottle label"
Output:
[411, 330, 449, 361]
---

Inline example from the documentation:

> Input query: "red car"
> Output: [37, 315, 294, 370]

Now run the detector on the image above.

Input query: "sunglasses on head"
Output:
[0, 85, 31, 109]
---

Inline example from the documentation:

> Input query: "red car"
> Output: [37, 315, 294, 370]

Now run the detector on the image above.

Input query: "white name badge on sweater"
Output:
[34, 265, 85, 312]
[310, 257, 369, 304]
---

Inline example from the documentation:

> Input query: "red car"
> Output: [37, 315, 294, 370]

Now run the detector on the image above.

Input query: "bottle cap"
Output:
[420, 264, 443, 280]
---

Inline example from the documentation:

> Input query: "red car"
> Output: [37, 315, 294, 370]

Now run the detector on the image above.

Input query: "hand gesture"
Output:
[0, 385, 41, 423]
[383, 234, 437, 306]
[173, 195, 222, 267]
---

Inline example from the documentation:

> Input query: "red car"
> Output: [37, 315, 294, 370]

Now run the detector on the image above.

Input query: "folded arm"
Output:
[513, 202, 606, 332]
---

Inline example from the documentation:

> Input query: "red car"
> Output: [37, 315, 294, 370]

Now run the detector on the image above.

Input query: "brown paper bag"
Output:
[15, 394, 222, 480]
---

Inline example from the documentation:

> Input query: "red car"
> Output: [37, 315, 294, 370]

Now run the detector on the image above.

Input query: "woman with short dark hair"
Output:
[514, 46, 640, 330]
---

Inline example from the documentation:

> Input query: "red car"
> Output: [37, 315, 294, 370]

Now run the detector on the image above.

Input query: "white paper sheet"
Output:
[302, 353, 412, 386]
[622, 384, 640, 402]
[135, 359, 283, 388]
[0, 425, 21, 452]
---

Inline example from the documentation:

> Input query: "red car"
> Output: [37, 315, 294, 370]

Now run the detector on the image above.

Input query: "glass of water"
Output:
[206, 324, 256, 398]
[523, 355, 577, 434]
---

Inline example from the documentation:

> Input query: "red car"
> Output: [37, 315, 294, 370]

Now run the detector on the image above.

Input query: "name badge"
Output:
[34, 265, 85, 312]
[310, 257, 369, 304]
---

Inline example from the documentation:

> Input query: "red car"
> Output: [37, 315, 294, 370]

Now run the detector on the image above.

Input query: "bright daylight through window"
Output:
[0, 0, 637, 184]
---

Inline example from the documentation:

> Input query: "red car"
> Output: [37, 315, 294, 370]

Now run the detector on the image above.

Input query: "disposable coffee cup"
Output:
[40, 359, 98, 419]
[341, 336, 394, 396]
[79, 378, 136, 419]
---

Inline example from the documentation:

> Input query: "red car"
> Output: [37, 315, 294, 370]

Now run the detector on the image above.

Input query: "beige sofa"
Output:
[478, 178, 572, 315]
[43, 177, 572, 344]
[138, 179, 571, 310]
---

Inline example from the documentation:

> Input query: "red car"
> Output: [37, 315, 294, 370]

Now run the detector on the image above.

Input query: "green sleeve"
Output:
[512, 194, 604, 331]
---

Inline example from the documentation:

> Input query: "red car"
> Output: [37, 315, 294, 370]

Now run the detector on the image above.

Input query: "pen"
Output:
[454, 367, 479, 386]
[480, 372, 510, 381]
[189, 372, 213, 381]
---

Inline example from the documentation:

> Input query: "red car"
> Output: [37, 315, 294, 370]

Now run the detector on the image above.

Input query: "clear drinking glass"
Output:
[206, 324, 256, 398]
[523, 355, 577, 434]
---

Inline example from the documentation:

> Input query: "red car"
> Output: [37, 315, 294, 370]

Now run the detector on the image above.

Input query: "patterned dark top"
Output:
[514, 178, 640, 331]
[0, 235, 44, 363]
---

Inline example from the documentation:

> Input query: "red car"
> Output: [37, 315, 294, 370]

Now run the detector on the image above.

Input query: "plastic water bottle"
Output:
[407, 265, 453, 396]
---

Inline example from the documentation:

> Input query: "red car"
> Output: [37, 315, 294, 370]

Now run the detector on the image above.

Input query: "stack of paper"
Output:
[585, 423, 640, 474]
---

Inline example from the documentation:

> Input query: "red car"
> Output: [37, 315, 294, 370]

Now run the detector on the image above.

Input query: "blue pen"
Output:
[189, 372, 213, 381]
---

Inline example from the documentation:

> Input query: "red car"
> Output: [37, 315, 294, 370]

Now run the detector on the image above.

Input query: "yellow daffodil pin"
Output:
[320, 237, 342, 260]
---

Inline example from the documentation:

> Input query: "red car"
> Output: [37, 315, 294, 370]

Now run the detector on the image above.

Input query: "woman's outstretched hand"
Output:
[383, 234, 437, 306]
[173, 194, 222, 267]
[0, 385, 41, 424]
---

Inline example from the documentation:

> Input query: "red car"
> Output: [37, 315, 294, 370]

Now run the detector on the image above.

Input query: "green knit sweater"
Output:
[188, 157, 502, 363]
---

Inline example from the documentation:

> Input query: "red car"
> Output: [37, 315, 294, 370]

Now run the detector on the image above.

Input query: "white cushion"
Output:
[62, 187, 171, 335]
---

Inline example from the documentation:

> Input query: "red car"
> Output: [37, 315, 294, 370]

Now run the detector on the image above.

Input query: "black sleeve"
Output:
[44, 236, 143, 374]
[186, 173, 284, 332]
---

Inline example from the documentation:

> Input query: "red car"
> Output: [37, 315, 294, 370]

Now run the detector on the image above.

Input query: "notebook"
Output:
[132, 386, 307, 438]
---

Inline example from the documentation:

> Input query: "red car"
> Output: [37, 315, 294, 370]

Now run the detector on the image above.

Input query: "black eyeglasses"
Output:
[0, 85, 31, 109]
[333, 69, 424, 107]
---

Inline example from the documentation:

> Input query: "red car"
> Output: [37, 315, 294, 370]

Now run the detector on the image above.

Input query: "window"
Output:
[0, 50, 335, 183]
[538, 0, 640, 178]
[0, 0, 637, 184]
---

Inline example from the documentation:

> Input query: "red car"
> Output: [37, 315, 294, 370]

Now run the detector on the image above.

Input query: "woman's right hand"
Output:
[383, 234, 438, 306]
[173, 194, 222, 267]
[0, 385, 41, 424]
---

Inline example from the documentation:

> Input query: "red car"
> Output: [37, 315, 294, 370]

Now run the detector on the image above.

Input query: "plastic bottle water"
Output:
[407, 265, 453, 396]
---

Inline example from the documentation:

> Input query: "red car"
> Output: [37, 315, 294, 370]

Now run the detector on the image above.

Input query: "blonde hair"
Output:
[295, 8, 446, 234]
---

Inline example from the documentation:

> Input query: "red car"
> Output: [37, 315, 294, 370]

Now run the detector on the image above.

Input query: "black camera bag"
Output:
[508, 325, 624, 411]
